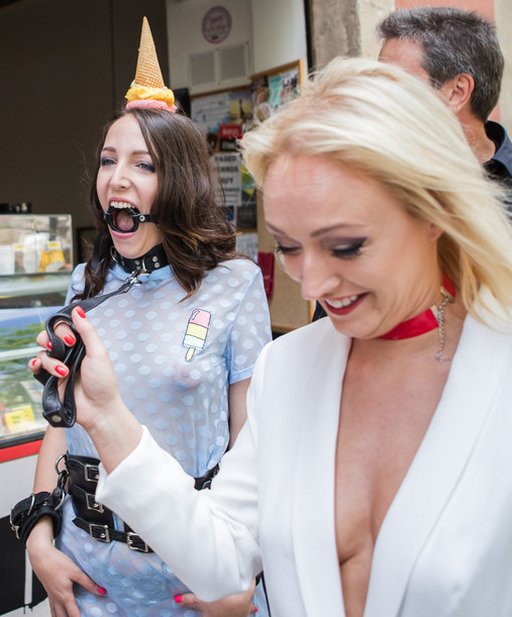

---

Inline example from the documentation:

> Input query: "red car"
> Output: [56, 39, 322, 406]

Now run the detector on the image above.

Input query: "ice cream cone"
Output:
[125, 16, 176, 111]
[134, 16, 164, 88]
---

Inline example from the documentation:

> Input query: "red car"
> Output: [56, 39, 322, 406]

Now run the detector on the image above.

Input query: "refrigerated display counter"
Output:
[0, 214, 72, 615]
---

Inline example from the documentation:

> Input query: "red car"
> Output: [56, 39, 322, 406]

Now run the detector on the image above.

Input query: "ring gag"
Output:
[103, 205, 155, 234]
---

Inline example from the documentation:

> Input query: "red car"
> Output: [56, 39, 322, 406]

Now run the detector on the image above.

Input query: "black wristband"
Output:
[10, 488, 65, 544]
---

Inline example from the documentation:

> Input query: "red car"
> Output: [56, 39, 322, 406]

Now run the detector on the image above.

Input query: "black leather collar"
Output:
[111, 244, 168, 274]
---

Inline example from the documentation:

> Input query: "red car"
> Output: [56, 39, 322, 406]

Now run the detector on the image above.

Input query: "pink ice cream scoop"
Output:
[183, 309, 211, 361]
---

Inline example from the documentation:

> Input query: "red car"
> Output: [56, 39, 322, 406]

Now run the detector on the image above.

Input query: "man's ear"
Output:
[438, 73, 474, 114]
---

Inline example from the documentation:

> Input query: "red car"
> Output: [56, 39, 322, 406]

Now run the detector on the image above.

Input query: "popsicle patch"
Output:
[183, 308, 211, 361]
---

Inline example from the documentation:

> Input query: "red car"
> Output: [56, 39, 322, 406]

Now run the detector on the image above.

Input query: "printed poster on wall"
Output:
[267, 68, 300, 110]
[213, 152, 242, 208]
[191, 89, 253, 138]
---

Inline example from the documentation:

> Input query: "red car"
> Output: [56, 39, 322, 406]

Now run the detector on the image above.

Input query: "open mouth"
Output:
[103, 202, 152, 234]
[325, 295, 359, 309]
[324, 293, 367, 314]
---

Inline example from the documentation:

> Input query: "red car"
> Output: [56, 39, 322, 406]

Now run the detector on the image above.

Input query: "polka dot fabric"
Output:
[56, 258, 271, 616]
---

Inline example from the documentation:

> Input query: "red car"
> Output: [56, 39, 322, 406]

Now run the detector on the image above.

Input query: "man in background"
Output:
[378, 6, 512, 191]
[314, 7, 511, 322]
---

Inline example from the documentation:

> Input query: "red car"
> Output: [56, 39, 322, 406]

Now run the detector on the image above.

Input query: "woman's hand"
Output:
[175, 580, 258, 616]
[27, 519, 105, 617]
[30, 308, 142, 472]
[30, 307, 123, 430]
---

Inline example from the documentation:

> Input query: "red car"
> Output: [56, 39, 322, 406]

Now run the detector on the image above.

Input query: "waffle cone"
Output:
[134, 17, 164, 88]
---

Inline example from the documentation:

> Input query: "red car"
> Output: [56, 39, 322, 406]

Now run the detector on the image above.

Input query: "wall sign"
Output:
[202, 5, 232, 44]
[213, 152, 241, 207]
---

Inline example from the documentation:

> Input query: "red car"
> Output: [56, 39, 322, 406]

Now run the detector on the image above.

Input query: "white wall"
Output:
[495, 0, 512, 130]
[167, 0, 253, 90]
[251, 0, 307, 75]
[166, 0, 307, 91]
[359, 0, 394, 59]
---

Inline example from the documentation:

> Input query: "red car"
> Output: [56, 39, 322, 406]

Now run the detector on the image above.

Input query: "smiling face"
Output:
[264, 155, 442, 339]
[96, 113, 162, 258]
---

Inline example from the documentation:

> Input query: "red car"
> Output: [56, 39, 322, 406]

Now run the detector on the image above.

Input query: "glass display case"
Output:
[0, 214, 73, 452]
[0, 213, 72, 276]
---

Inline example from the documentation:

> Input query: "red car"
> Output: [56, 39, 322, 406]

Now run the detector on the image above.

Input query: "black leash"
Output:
[36, 235, 169, 428]
[36, 271, 142, 428]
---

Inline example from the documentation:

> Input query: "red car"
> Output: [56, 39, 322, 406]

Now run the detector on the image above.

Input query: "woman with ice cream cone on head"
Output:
[24, 18, 271, 617]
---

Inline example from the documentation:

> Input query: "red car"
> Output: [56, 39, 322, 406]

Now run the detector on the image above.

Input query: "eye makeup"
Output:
[329, 237, 366, 258]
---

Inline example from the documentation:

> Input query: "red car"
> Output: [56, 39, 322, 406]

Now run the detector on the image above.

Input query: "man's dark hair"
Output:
[377, 7, 504, 122]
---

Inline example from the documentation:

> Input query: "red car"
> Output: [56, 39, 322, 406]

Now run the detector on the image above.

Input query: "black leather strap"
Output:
[194, 463, 220, 490]
[66, 453, 219, 491]
[10, 490, 65, 543]
[111, 244, 168, 274]
[73, 517, 152, 552]
[70, 484, 115, 527]
[65, 454, 100, 489]
[10, 457, 69, 543]
[65, 453, 219, 553]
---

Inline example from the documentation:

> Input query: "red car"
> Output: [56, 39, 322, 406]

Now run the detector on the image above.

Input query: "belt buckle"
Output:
[89, 523, 110, 543]
[86, 493, 104, 513]
[9, 494, 35, 540]
[84, 463, 99, 483]
[126, 532, 150, 553]
[10, 516, 21, 540]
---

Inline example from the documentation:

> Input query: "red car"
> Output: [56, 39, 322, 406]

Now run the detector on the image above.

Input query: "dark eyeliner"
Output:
[139, 161, 156, 172]
[275, 244, 300, 255]
[332, 238, 366, 258]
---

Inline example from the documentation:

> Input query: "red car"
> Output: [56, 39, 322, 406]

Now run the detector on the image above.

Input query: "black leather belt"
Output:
[65, 454, 219, 553]
[73, 518, 153, 552]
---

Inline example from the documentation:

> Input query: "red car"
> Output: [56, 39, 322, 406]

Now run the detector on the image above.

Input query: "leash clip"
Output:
[126, 269, 145, 285]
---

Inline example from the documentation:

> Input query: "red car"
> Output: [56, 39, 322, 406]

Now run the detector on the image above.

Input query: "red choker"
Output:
[379, 277, 456, 341]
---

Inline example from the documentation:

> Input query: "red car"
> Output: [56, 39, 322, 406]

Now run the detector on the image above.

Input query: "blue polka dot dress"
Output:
[56, 258, 272, 616]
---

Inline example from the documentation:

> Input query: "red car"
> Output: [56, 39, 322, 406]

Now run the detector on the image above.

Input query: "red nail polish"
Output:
[30, 358, 38, 367]
[97, 586, 107, 596]
[76, 306, 86, 318]
[64, 334, 76, 345]
[174, 595, 183, 604]
[46, 341, 53, 351]
[55, 366, 68, 377]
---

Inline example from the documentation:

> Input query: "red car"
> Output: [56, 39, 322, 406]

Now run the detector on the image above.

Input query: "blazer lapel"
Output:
[364, 314, 511, 617]
[292, 321, 349, 616]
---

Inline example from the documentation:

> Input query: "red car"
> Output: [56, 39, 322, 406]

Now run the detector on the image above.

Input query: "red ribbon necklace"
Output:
[379, 277, 456, 341]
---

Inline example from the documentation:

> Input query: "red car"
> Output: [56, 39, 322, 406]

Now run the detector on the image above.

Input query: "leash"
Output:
[35, 270, 142, 427]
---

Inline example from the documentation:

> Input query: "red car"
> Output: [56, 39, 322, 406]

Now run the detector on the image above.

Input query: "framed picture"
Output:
[190, 85, 253, 144]
[250, 59, 306, 122]
[75, 226, 96, 264]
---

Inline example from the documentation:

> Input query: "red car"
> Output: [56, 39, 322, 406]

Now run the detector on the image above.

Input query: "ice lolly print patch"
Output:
[183, 308, 211, 361]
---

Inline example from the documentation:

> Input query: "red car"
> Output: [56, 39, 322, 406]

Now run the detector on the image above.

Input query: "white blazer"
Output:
[97, 313, 512, 617]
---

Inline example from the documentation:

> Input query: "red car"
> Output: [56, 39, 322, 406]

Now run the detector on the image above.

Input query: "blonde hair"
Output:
[242, 57, 512, 322]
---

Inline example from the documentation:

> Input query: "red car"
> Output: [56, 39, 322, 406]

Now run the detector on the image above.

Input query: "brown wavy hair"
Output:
[80, 107, 237, 299]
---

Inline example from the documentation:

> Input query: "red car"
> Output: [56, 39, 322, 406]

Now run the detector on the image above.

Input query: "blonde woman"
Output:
[32, 58, 512, 617]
